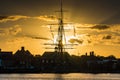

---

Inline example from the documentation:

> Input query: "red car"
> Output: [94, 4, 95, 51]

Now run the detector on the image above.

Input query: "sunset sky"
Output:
[0, 0, 120, 57]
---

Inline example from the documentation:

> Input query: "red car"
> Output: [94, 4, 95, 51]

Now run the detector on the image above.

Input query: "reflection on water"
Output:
[0, 73, 120, 80]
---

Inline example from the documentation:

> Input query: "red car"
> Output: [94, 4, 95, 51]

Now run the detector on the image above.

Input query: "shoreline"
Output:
[0, 69, 120, 74]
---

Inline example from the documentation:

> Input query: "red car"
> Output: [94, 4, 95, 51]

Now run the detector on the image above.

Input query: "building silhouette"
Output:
[0, 49, 13, 68]
[14, 47, 33, 69]
[0, 47, 120, 73]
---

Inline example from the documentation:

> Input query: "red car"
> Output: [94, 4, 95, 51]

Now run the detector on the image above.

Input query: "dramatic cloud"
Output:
[73, 24, 120, 46]
[0, 16, 8, 20]
[35, 15, 58, 22]
[91, 24, 110, 30]
[68, 38, 83, 44]
[23, 35, 51, 40]
[88, 33, 120, 46]
[0, 15, 29, 23]
[103, 35, 112, 39]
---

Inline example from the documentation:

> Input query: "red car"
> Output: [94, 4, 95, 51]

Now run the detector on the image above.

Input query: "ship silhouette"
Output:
[42, 0, 77, 72]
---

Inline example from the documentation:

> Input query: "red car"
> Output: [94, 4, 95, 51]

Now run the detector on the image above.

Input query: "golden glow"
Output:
[35, 15, 58, 22]
[0, 15, 120, 57]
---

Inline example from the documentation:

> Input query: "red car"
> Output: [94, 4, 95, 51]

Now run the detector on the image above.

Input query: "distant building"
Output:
[0, 49, 13, 59]
[14, 47, 33, 68]
[0, 49, 13, 68]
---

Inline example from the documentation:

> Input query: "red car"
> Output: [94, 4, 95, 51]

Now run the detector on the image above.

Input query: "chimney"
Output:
[21, 46, 25, 51]
[85, 52, 87, 56]
[90, 52, 92, 56]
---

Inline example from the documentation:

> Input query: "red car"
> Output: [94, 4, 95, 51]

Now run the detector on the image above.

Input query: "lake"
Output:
[0, 73, 120, 80]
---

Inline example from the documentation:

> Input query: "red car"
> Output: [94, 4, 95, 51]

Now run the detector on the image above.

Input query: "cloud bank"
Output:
[0, 15, 29, 23]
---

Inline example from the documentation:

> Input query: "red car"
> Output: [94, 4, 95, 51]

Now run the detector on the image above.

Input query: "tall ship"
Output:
[42, 0, 77, 72]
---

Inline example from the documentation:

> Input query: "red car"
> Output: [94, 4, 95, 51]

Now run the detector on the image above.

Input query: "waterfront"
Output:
[0, 73, 120, 80]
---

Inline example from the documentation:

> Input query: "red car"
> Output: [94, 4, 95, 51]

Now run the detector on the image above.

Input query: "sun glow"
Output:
[52, 35, 78, 44]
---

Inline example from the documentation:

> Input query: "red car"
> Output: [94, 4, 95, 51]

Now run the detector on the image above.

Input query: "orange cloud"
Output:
[0, 15, 29, 23]
[35, 15, 58, 22]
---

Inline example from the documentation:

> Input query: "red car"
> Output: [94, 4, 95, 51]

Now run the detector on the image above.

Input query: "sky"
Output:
[0, 0, 120, 57]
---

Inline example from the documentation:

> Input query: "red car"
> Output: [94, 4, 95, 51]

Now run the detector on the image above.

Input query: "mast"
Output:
[57, 0, 64, 54]
[44, 0, 77, 53]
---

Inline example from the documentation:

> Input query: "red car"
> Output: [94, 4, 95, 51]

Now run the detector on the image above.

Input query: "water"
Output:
[0, 73, 120, 80]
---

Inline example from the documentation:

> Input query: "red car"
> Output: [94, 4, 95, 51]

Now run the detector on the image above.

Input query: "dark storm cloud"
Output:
[70, 0, 120, 24]
[0, 0, 60, 16]
[31, 36, 50, 40]
[0, 16, 8, 20]
[68, 38, 92, 44]
[91, 25, 110, 30]
[24, 35, 51, 40]
[0, 0, 120, 23]
[103, 35, 112, 39]
[69, 38, 83, 44]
